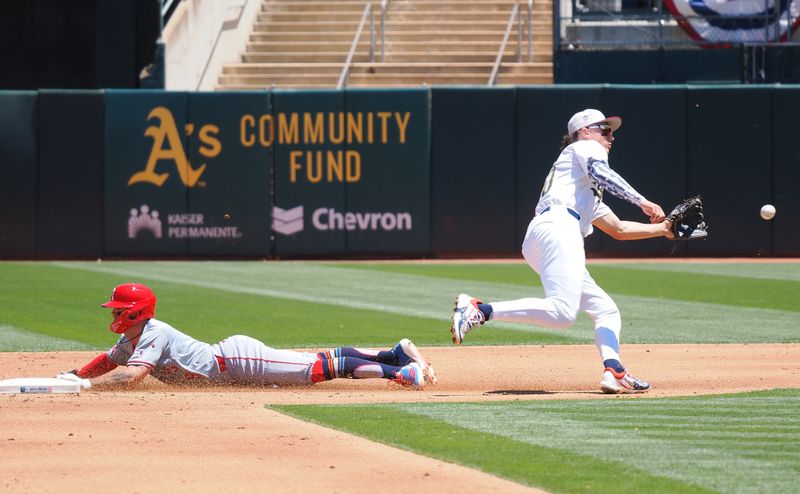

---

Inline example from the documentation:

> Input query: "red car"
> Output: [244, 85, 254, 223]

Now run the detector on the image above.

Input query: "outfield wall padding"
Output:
[271, 89, 347, 257]
[6, 85, 800, 258]
[104, 90, 190, 256]
[35, 90, 105, 257]
[342, 88, 432, 254]
[431, 86, 517, 253]
[772, 88, 800, 256]
[186, 91, 272, 256]
[0, 91, 38, 258]
[686, 87, 774, 256]
[596, 86, 688, 256]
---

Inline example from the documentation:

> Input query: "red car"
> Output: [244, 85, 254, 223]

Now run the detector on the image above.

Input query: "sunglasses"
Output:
[587, 124, 613, 137]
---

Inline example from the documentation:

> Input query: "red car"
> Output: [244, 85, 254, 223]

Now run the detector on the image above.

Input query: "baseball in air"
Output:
[760, 204, 776, 220]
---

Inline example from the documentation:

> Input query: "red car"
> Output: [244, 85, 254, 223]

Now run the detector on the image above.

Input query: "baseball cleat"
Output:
[393, 362, 426, 390]
[451, 293, 485, 345]
[391, 338, 438, 385]
[600, 368, 651, 394]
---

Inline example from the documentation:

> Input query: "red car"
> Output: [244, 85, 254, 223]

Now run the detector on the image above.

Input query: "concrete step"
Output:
[250, 20, 551, 33]
[224, 62, 502, 75]
[243, 39, 551, 52]
[249, 31, 553, 43]
[217, 82, 336, 89]
[388, 2, 548, 13]
[259, 1, 545, 14]
[221, 72, 556, 86]
[216, 0, 554, 89]
[219, 73, 341, 85]
[214, 74, 498, 86]
[246, 41, 369, 52]
[347, 73, 493, 84]
[242, 52, 364, 64]
[241, 51, 549, 64]
[257, 11, 530, 22]
[256, 12, 369, 22]
[495, 73, 554, 84]
[261, 1, 369, 13]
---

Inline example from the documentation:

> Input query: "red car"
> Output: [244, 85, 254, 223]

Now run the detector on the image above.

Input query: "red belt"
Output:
[215, 355, 227, 373]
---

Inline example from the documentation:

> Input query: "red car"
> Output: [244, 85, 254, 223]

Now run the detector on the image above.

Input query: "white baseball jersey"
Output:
[488, 137, 649, 365]
[107, 319, 317, 385]
[535, 139, 644, 237]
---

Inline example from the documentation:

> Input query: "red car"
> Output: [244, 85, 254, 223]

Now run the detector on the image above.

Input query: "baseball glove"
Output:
[667, 195, 708, 240]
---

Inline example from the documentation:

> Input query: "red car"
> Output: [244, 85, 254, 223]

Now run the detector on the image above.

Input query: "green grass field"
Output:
[1, 260, 799, 493]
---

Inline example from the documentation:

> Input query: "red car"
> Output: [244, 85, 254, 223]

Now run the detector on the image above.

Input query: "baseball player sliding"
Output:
[452, 109, 677, 394]
[57, 283, 437, 391]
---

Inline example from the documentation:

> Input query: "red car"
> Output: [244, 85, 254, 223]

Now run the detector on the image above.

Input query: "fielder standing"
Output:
[451, 109, 675, 394]
[58, 283, 437, 391]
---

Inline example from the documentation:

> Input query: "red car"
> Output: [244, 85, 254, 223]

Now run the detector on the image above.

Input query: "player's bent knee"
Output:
[551, 300, 579, 329]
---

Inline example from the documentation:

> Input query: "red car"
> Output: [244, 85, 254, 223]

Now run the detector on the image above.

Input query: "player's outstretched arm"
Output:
[594, 211, 671, 241]
[58, 365, 150, 391]
[70, 352, 119, 378]
[89, 365, 150, 390]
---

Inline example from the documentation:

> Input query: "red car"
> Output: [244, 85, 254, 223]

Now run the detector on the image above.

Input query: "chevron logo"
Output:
[272, 205, 304, 235]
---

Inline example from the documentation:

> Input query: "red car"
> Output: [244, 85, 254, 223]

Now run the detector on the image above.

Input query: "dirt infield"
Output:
[2, 344, 798, 493]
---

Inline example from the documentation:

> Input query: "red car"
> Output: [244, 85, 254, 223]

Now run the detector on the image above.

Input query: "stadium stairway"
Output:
[216, 0, 553, 89]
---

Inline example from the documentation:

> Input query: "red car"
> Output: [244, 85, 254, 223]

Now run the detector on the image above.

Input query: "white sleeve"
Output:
[127, 331, 167, 370]
[592, 201, 613, 223]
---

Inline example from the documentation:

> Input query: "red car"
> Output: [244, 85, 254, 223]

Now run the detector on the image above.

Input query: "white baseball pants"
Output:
[489, 205, 622, 362]
[212, 335, 318, 385]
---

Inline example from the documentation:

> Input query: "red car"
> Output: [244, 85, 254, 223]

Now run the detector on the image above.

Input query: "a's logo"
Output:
[128, 205, 162, 239]
[272, 206, 304, 235]
[128, 107, 208, 188]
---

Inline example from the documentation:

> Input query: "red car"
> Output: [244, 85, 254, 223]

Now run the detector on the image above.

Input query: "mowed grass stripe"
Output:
[32, 261, 800, 343]
[0, 262, 571, 349]
[337, 262, 800, 312]
[605, 262, 800, 282]
[50, 260, 587, 343]
[0, 325, 95, 352]
[400, 392, 800, 494]
[273, 404, 711, 494]
[274, 389, 800, 494]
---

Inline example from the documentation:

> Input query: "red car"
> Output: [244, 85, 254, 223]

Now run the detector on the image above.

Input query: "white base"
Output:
[0, 377, 81, 394]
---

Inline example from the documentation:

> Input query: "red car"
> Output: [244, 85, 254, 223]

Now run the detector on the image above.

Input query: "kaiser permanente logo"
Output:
[128, 205, 163, 239]
[128, 204, 241, 239]
[272, 205, 412, 235]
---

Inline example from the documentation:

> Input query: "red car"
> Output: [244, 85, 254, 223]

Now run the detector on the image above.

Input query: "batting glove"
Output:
[56, 372, 92, 390]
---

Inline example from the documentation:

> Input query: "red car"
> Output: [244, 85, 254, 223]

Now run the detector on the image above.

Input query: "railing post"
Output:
[489, 3, 519, 85]
[381, 0, 388, 62]
[338, 3, 373, 89]
[528, 0, 533, 62]
[370, 7, 375, 63]
[517, 5, 523, 62]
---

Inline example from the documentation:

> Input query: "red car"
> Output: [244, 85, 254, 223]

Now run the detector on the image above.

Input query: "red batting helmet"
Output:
[101, 283, 156, 334]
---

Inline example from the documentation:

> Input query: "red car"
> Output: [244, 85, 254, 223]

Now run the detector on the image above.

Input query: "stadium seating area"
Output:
[216, 0, 554, 89]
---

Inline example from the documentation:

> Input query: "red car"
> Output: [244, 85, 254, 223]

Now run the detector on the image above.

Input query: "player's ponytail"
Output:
[559, 132, 578, 151]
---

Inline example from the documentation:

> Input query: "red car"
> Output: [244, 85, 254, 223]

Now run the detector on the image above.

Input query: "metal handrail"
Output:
[338, 3, 374, 89]
[488, 3, 520, 85]
[527, 0, 533, 62]
[381, 0, 388, 62]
